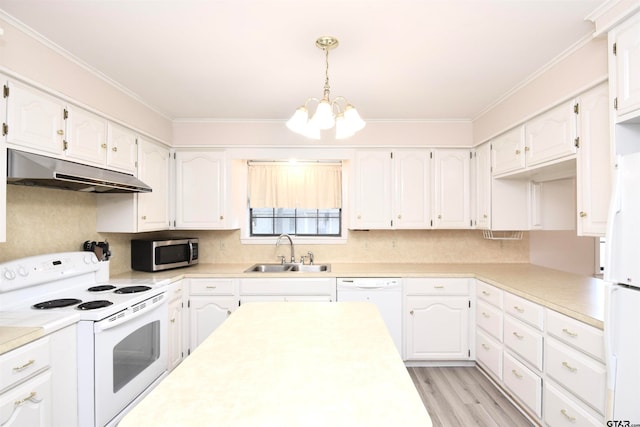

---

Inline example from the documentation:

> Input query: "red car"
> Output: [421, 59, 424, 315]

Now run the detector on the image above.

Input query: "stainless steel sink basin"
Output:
[244, 263, 331, 273]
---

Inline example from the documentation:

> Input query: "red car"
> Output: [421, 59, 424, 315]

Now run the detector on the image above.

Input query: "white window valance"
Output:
[248, 162, 342, 209]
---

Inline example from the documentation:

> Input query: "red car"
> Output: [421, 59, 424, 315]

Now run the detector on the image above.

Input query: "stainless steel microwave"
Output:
[131, 238, 199, 272]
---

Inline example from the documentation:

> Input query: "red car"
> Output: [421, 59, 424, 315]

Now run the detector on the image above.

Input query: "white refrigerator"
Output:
[604, 152, 640, 423]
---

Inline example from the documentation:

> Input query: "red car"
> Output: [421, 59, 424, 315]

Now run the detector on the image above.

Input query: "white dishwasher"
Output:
[336, 278, 402, 356]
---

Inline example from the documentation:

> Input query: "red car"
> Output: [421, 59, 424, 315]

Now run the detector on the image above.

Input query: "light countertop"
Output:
[114, 262, 607, 328]
[0, 326, 43, 355]
[118, 302, 433, 427]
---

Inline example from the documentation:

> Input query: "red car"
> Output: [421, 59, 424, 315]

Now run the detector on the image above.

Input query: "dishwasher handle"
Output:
[337, 278, 400, 289]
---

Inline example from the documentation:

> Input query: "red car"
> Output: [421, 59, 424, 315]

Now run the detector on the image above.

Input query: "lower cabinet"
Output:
[188, 278, 239, 352]
[503, 351, 542, 418]
[167, 281, 186, 371]
[238, 278, 336, 303]
[404, 278, 472, 361]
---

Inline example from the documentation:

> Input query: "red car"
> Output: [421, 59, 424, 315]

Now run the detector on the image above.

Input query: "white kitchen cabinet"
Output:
[576, 83, 612, 236]
[0, 77, 6, 243]
[174, 150, 228, 229]
[96, 137, 170, 232]
[544, 382, 602, 427]
[351, 150, 393, 229]
[393, 149, 432, 229]
[106, 122, 138, 173]
[64, 105, 108, 167]
[524, 100, 578, 167]
[433, 149, 471, 229]
[5, 80, 66, 156]
[189, 278, 239, 351]
[0, 370, 52, 427]
[611, 12, 640, 120]
[239, 277, 336, 303]
[529, 178, 576, 230]
[476, 329, 503, 380]
[404, 278, 471, 361]
[474, 142, 491, 229]
[351, 149, 433, 229]
[491, 126, 526, 176]
[503, 351, 542, 418]
[167, 281, 185, 371]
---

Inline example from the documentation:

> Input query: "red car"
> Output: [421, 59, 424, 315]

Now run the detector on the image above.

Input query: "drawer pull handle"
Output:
[513, 306, 525, 313]
[14, 391, 41, 407]
[434, 285, 444, 289]
[12, 359, 35, 372]
[206, 286, 217, 289]
[511, 369, 523, 379]
[227, 310, 232, 316]
[482, 312, 490, 318]
[562, 328, 578, 337]
[562, 361, 578, 372]
[481, 344, 490, 350]
[512, 332, 524, 340]
[481, 290, 490, 296]
[560, 409, 576, 422]
[170, 318, 176, 323]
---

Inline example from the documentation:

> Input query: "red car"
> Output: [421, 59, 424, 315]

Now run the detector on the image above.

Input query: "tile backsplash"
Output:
[1, 185, 530, 276]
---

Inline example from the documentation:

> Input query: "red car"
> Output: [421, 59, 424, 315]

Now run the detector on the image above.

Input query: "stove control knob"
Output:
[3, 268, 16, 281]
[17, 266, 29, 277]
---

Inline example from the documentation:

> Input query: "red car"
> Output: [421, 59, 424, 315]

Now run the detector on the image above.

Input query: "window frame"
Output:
[249, 207, 342, 237]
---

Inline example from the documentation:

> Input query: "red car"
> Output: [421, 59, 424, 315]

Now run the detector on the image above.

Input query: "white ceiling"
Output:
[0, 0, 604, 122]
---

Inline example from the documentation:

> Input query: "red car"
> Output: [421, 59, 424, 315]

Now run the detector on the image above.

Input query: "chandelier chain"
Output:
[323, 47, 331, 100]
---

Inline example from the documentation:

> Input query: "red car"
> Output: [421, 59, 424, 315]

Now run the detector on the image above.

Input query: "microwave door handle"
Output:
[189, 241, 194, 263]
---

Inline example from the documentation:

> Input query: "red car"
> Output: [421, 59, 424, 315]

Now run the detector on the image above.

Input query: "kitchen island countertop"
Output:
[114, 262, 607, 329]
[119, 302, 432, 427]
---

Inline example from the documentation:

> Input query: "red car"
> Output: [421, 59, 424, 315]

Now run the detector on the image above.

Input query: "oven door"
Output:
[93, 295, 168, 427]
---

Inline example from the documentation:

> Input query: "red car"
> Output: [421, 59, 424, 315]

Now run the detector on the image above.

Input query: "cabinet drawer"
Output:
[504, 316, 543, 370]
[476, 281, 503, 308]
[476, 300, 503, 341]
[404, 278, 469, 295]
[544, 382, 602, 427]
[189, 279, 236, 295]
[0, 336, 50, 392]
[476, 329, 502, 380]
[546, 309, 604, 362]
[240, 278, 334, 296]
[168, 281, 184, 302]
[504, 293, 544, 330]
[545, 338, 606, 414]
[503, 352, 542, 418]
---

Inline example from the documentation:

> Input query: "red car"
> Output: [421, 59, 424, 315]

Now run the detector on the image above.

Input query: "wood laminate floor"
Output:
[408, 367, 535, 427]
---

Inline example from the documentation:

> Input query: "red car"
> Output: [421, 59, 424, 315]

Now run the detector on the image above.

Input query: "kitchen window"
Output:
[247, 161, 343, 238]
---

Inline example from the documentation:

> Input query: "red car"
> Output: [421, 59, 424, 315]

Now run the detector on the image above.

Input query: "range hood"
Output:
[7, 149, 152, 193]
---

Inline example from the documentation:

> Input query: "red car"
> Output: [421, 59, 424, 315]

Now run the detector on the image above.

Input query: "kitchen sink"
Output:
[244, 263, 331, 273]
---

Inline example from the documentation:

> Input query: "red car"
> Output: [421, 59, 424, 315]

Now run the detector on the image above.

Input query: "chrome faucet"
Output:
[276, 233, 295, 263]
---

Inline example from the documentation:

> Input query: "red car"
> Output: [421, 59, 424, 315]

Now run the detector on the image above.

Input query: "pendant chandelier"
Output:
[286, 36, 365, 140]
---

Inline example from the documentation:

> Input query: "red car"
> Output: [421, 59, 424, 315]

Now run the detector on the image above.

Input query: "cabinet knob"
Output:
[397, 214, 402, 219]
[483, 214, 488, 219]
[357, 215, 362, 219]
[170, 318, 176, 323]
[141, 215, 147, 220]
[112, 146, 118, 152]
[227, 310, 232, 316]
[579, 211, 587, 218]
[524, 146, 530, 152]
[220, 215, 224, 220]
[57, 129, 64, 135]
[438, 215, 442, 219]
[409, 310, 414, 315]
[515, 149, 521, 155]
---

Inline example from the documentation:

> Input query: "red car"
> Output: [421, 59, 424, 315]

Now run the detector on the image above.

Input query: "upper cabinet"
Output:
[174, 150, 235, 229]
[576, 83, 611, 236]
[474, 143, 491, 230]
[105, 123, 138, 173]
[491, 126, 526, 176]
[524, 100, 578, 167]
[433, 149, 471, 229]
[611, 12, 640, 120]
[0, 76, 6, 243]
[5, 80, 66, 156]
[64, 105, 108, 166]
[96, 138, 171, 233]
[351, 149, 433, 230]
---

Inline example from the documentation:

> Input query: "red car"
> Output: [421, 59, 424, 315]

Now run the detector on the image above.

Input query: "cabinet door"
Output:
[351, 150, 392, 229]
[106, 123, 138, 173]
[0, 82, 6, 243]
[393, 149, 432, 229]
[524, 101, 577, 167]
[175, 151, 226, 229]
[405, 296, 470, 360]
[0, 371, 52, 427]
[137, 139, 170, 232]
[577, 83, 611, 236]
[614, 13, 640, 117]
[168, 296, 183, 371]
[64, 106, 107, 166]
[433, 149, 471, 229]
[5, 80, 66, 155]
[474, 143, 491, 229]
[491, 126, 525, 176]
[189, 296, 236, 351]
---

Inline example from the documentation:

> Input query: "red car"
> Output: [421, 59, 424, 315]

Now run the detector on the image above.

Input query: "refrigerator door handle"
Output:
[604, 284, 618, 420]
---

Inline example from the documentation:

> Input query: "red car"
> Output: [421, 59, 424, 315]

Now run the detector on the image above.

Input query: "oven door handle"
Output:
[95, 293, 166, 333]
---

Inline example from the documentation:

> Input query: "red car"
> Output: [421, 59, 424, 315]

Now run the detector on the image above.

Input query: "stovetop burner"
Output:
[77, 300, 114, 310]
[88, 285, 116, 292]
[114, 285, 151, 294]
[33, 298, 82, 309]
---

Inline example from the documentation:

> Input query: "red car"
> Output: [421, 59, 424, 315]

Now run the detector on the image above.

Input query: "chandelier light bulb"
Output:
[286, 106, 309, 135]
[311, 99, 335, 130]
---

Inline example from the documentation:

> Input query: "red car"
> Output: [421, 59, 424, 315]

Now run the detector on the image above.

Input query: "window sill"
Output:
[240, 236, 347, 245]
